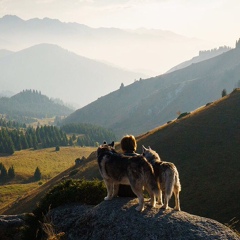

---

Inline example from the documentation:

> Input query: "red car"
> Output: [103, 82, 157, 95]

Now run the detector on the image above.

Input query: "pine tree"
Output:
[236, 38, 240, 48]
[34, 167, 42, 181]
[222, 89, 227, 97]
[8, 165, 15, 179]
[0, 164, 8, 181]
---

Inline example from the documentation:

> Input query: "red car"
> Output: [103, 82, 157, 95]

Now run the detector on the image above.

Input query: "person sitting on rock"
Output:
[117, 134, 139, 197]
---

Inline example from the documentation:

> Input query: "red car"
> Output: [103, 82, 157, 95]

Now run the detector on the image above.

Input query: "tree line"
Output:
[0, 117, 27, 129]
[0, 125, 68, 155]
[0, 163, 42, 183]
[61, 123, 116, 147]
[0, 89, 73, 119]
[0, 162, 15, 182]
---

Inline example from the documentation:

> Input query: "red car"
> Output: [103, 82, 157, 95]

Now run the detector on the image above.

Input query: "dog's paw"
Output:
[161, 205, 169, 210]
[174, 206, 181, 211]
[135, 205, 144, 212]
[104, 196, 112, 200]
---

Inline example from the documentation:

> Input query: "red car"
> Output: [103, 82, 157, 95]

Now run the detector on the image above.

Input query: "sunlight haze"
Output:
[0, 0, 239, 45]
[0, 0, 240, 105]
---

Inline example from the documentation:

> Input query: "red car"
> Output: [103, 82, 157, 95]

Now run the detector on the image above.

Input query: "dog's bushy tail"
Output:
[165, 165, 181, 198]
[174, 168, 181, 192]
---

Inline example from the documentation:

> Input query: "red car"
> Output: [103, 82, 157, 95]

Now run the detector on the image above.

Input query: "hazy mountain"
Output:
[0, 89, 73, 118]
[167, 46, 232, 73]
[63, 47, 240, 138]
[0, 90, 14, 98]
[0, 15, 214, 76]
[0, 43, 143, 107]
[0, 49, 13, 59]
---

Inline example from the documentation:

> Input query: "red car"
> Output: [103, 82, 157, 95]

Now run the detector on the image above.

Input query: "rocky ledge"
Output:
[49, 198, 240, 240]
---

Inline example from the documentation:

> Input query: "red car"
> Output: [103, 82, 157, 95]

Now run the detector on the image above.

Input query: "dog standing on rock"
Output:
[142, 146, 181, 211]
[97, 141, 159, 211]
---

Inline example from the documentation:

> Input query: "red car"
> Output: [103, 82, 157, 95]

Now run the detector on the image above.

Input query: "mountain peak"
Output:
[0, 15, 24, 22]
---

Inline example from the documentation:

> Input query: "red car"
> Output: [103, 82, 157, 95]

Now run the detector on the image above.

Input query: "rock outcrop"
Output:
[49, 198, 240, 240]
[0, 214, 29, 240]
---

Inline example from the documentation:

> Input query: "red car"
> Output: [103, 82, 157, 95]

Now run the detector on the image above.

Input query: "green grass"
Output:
[0, 146, 95, 181]
[0, 146, 96, 212]
[0, 182, 39, 209]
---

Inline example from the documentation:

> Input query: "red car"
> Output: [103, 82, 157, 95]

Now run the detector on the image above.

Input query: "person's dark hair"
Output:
[120, 135, 137, 152]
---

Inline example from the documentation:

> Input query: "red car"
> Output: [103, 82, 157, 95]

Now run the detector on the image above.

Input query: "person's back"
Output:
[118, 135, 138, 197]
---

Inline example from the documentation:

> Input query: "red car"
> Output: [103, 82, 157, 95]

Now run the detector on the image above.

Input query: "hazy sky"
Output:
[0, 0, 240, 47]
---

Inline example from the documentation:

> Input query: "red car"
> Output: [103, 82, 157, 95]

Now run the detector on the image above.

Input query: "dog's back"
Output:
[142, 146, 181, 211]
[97, 142, 159, 211]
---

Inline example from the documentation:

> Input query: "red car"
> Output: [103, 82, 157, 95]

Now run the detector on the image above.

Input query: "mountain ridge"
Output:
[0, 14, 215, 75]
[63, 47, 240, 137]
[0, 89, 73, 119]
[0, 43, 143, 106]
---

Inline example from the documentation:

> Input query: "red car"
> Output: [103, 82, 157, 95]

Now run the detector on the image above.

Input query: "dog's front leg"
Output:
[158, 189, 163, 206]
[104, 179, 114, 200]
[113, 183, 119, 197]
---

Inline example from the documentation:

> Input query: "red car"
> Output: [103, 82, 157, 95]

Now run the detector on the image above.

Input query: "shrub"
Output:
[33, 179, 106, 218]
[23, 179, 106, 240]
[55, 146, 60, 151]
[177, 112, 190, 119]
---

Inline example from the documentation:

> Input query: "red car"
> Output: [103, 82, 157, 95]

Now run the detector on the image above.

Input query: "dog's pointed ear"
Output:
[142, 145, 147, 152]
[109, 141, 114, 147]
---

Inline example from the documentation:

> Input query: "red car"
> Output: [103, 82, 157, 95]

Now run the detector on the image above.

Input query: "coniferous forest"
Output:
[61, 123, 116, 147]
[0, 125, 68, 155]
[0, 120, 117, 154]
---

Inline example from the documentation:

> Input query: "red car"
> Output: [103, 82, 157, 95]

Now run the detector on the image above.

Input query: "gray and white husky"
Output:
[97, 141, 159, 211]
[142, 146, 181, 211]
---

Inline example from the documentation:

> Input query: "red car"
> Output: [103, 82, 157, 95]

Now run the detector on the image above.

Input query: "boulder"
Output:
[49, 198, 240, 240]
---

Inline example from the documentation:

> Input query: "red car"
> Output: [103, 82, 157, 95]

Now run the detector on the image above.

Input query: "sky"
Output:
[0, 0, 240, 47]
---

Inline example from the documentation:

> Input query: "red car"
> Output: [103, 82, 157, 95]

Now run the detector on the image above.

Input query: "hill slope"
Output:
[136, 88, 240, 228]
[3, 89, 240, 234]
[167, 46, 231, 73]
[63, 48, 240, 138]
[0, 43, 143, 107]
[0, 89, 73, 118]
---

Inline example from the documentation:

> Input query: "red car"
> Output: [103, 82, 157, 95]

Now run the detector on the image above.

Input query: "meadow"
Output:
[0, 146, 96, 212]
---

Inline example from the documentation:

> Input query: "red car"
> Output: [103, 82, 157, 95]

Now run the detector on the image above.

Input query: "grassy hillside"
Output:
[2, 89, 240, 232]
[0, 89, 73, 119]
[136, 88, 240, 229]
[0, 146, 95, 214]
[63, 48, 240, 138]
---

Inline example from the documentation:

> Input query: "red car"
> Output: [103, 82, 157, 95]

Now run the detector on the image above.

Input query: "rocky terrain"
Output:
[1, 198, 240, 239]
[49, 198, 239, 240]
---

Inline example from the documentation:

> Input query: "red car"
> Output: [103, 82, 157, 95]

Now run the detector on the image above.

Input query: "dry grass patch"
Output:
[0, 183, 39, 209]
[0, 147, 95, 181]
[0, 146, 95, 212]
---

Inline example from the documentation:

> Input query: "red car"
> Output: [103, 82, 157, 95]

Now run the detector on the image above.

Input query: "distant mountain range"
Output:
[0, 89, 73, 119]
[167, 46, 232, 73]
[0, 43, 143, 107]
[63, 47, 240, 138]
[0, 15, 215, 76]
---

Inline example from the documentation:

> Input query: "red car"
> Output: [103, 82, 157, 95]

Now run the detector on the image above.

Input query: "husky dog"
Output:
[142, 146, 181, 211]
[97, 141, 159, 211]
